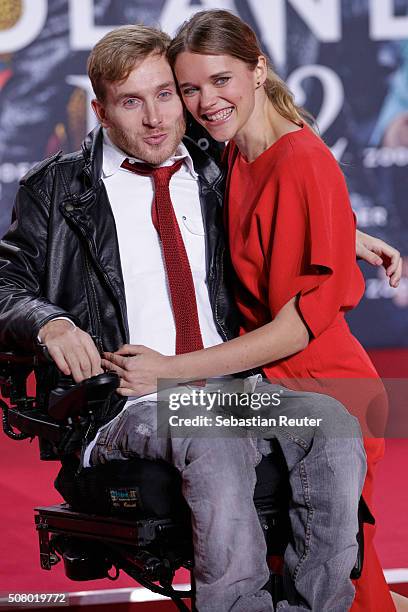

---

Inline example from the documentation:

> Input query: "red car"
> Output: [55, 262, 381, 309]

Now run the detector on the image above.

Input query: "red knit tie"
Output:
[121, 158, 204, 355]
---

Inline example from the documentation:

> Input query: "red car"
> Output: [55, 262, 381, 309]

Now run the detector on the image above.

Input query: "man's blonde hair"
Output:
[87, 24, 171, 101]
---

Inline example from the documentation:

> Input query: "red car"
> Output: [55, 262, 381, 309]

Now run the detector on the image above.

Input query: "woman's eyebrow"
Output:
[178, 80, 195, 88]
[179, 72, 231, 88]
[210, 71, 232, 78]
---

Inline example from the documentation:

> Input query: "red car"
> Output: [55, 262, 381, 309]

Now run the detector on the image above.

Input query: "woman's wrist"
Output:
[163, 354, 184, 381]
[164, 353, 201, 384]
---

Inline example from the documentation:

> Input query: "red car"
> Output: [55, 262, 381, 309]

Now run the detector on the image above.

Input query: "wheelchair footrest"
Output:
[35, 504, 179, 548]
[35, 504, 192, 588]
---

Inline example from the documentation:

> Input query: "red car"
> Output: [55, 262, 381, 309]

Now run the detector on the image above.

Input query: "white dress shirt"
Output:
[102, 131, 223, 358]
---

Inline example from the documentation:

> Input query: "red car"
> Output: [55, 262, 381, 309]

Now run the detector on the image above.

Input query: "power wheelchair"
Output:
[0, 350, 365, 611]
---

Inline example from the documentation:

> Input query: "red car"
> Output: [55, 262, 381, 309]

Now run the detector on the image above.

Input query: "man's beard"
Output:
[109, 116, 186, 165]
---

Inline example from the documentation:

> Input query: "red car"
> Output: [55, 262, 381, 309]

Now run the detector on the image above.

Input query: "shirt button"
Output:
[65, 203, 74, 212]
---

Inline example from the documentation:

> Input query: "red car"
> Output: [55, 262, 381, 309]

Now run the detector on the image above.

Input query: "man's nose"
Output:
[142, 103, 162, 128]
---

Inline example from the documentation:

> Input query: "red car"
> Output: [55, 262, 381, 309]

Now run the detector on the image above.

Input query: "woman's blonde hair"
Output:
[168, 9, 313, 128]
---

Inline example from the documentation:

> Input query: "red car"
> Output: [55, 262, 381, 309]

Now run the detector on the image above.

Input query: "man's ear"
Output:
[91, 98, 110, 128]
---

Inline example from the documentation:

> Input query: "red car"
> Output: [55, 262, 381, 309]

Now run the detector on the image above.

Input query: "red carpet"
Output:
[0, 349, 407, 601]
[374, 439, 408, 570]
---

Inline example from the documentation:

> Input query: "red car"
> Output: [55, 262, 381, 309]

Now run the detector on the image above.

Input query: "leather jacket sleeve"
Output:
[0, 183, 77, 352]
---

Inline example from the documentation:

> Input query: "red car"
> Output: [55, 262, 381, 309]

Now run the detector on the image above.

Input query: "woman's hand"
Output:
[101, 345, 175, 396]
[356, 230, 401, 288]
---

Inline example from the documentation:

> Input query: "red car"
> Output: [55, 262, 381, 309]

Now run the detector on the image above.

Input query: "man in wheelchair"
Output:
[0, 23, 390, 612]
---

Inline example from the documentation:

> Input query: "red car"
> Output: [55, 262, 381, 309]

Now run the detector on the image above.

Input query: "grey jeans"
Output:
[89, 380, 366, 612]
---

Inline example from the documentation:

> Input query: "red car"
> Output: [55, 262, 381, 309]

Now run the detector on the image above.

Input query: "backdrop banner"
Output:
[0, 0, 407, 347]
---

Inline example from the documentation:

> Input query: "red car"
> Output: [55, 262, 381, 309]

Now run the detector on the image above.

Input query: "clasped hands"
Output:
[39, 319, 171, 395]
[102, 345, 171, 397]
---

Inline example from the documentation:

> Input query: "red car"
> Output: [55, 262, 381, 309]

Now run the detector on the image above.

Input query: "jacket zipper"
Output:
[199, 182, 230, 343]
[83, 248, 103, 352]
[68, 216, 129, 345]
[213, 243, 230, 342]
[85, 234, 129, 343]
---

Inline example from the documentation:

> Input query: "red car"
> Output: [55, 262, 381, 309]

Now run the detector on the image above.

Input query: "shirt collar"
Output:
[102, 129, 198, 180]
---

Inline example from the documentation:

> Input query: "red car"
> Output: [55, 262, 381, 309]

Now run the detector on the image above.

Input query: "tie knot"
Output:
[121, 158, 183, 187]
[152, 161, 183, 186]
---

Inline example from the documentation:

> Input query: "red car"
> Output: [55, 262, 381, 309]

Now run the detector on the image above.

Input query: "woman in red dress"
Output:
[104, 10, 400, 611]
[166, 12, 396, 611]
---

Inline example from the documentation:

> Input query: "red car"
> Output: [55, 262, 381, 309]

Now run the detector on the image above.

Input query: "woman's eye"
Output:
[214, 77, 230, 86]
[182, 87, 198, 97]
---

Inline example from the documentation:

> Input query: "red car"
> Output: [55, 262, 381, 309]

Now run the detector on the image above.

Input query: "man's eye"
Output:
[123, 98, 140, 107]
[158, 91, 172, 99]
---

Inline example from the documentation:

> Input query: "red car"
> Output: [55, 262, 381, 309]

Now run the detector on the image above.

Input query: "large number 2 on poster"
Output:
[287, 65, 347, 161]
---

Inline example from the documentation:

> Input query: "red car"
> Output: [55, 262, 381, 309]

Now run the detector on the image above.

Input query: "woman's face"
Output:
[174, 52, 259, 142]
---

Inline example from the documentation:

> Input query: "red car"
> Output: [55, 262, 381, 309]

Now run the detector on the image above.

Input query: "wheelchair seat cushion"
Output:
[55, 442, 289, 523]
[55, 455, 190, 521]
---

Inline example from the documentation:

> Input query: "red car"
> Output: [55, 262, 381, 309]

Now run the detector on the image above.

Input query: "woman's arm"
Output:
[102, 297, 309, 396]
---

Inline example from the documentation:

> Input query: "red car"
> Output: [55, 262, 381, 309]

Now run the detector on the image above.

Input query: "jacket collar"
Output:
[81, 125, 104, 184]
[182, 135, 224, 191]
[80, 126, 224, 191]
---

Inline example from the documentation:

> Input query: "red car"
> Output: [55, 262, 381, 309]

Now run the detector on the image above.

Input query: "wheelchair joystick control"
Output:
[48, 372, 120, 421]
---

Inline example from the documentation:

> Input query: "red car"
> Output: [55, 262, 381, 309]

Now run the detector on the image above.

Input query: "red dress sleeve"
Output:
[265, 147, 365, 338]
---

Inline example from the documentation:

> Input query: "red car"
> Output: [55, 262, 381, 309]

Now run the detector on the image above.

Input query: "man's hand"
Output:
[39, 319, 103, 382]
[101, 345, 172, 397]
[356, 230, 402, 288]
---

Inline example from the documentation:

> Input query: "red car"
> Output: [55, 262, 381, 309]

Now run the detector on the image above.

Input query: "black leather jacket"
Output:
[0, 127, 241, 425]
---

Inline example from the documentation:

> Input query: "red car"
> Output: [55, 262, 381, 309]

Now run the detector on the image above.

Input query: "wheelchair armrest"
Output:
[0, 351, 119, 458]
[0, 350, 52, 443]
[0, 350, 119, 420]
[0, 351, 37, 382]
[0, 350, 52, 392]
[0, 351, 38, 367]
[0, 351, 39, 403]
[48, 372, 120, 421]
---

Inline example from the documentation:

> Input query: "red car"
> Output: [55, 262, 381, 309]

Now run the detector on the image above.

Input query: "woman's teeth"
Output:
[205, 108, 233, 122]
